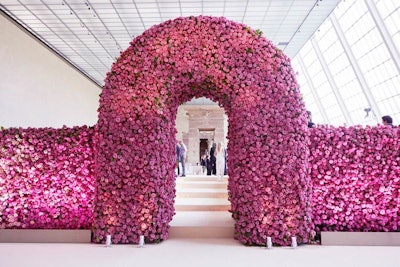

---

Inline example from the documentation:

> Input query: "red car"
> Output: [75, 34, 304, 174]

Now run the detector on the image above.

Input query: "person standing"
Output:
[178, 140, 187, 177]
[224, 147, 228, 175]
[307, 110, 315, 128]
[200, 153, 207, 174]
[382, 115, 394, 127]
[206, 152, 212, 176]
[176, 142, 181, 176]
[215, 142, 225, 181]
[209, 142, 217, 175]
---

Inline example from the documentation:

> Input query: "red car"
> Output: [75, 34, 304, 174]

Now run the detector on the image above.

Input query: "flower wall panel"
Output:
[0, 124, 399, 243]
[310, 126, 400, 232]
[0, 126, 95, 229]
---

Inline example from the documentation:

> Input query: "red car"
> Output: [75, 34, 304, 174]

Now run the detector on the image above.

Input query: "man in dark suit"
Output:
[209, 142, 217, 175]
[176, 142, 180, 176]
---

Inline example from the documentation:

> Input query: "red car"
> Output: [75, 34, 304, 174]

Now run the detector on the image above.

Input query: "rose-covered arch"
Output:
[94, 16, 314, 246]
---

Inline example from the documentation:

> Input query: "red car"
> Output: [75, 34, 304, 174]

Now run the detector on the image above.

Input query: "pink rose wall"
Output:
[0, 126, 95, 229]
[0, 127, 400, 243]
[1, 16, 399, 246]
[0, 124, 399, 243]
[310, 125, 400, 233]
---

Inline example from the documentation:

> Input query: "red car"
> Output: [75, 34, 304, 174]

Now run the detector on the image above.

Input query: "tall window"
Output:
[292, 0, 400, 126]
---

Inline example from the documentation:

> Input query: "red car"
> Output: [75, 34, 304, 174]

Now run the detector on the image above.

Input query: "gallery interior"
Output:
[0, 1, 399, 266]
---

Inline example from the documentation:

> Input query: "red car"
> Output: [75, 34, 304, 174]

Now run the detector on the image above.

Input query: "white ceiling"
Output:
[0, 0, 340, 87]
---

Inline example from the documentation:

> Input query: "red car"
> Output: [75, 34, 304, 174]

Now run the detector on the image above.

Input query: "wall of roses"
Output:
[0, 126, 95, 229]
[310, 125, 400, 233]
[1, 126, 399, 241]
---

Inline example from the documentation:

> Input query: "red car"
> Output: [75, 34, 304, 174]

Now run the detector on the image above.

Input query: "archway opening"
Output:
[175, 97, 228, 174]
[171, 97, 232, 239]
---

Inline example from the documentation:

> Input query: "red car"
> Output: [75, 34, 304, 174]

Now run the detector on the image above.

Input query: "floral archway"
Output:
[94, 16, 314, 246]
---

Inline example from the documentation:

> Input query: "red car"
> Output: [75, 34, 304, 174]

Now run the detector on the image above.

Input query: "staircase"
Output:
[169, 175, 234, 239]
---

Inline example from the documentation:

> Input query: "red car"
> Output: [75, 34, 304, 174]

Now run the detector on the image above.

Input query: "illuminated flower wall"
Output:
[310, 126, 400, 232]
[0, 126, 95, 229]
[94, 15, 313, 246]
[0, 126, 399, 243]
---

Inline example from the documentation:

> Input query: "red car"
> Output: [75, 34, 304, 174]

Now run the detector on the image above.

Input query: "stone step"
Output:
[174, 198, 230, 211]
[176, 188, 228, 198]
[169, 211, 234, 238]
[177, 175, 228, 182]
[176, 180, 228, 189]
[173, 175, 231, 236]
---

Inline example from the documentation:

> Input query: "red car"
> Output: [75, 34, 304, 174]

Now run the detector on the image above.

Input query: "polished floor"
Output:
[1, 238, 400, 267]
[2, 175, 399, 266]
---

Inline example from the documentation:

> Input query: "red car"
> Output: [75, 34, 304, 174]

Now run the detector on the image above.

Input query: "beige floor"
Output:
[2, 175, 399, 266]
[1, 238, 400, 267]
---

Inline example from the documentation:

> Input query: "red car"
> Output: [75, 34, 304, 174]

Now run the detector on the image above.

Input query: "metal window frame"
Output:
[297, 53, 330, 123]
[311, 38, 353, 125]
[365, 0, 400, 75]
[330, 13, 382, 123]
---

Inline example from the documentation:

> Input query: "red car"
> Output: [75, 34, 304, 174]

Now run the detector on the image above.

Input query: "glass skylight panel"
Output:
[134, 2, 157, 11]
[334, 64, 355, 88]
[202, 7, 224, 13]
[320, 34, 339, 58]
[224, 4, 247, 12]
[1, 0, 341, 87]
[314, 76, 330, 97]
[385, 16, 398, 36]
[346, 93, 367, 111]
[320, 93, 338, 113]
[116, 7, 140, 14]
[377, 2, 400, 50]
[204, 1, 224, 7]
[300, 44, 315, 65]
[337, 79, 359, 99]
[335, 1, 357, 25]
[359, 47, 388, 74]
[375, 0, 396, 15]
[163, 13, 179, 19]
[3, 8, 31, 15]
[94, 12, 120, 19]
[332, 52, 349, 74]
[308, 62, 323, 79]
[383, 60, 398, 78]
[385, 99, 398, 116]
[374, 83, 392, 101]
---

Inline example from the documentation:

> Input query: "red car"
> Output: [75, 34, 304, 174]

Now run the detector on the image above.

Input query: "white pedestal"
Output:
[321, 231, 400, 246]
[0, 229, 91, 243]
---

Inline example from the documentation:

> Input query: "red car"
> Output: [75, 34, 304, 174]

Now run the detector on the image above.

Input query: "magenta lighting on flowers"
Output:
[94, 16, 313, 246]
[0, 123, 399, 244]
[309, 125, 400, 234]
[0, 126, 95, 229]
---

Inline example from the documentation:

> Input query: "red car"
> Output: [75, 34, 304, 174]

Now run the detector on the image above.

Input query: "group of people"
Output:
[307, 110, 396, 128]
[176, 140, 226, 180]
[200, 142, 226, 181]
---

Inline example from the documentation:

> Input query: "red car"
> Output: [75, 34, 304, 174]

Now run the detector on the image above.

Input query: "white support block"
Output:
[0, 229, 92, 243]
[321, 231, 400, 246]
